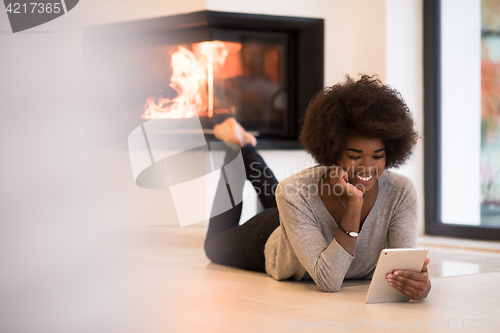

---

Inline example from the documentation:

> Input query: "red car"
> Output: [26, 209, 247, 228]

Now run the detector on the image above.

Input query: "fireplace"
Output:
[84, 11, 324, 148]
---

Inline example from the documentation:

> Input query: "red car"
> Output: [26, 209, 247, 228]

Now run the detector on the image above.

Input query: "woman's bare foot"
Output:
[213, 118, 257, 148]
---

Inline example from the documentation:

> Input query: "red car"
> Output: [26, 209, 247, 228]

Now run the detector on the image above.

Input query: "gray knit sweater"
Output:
[264, 166, 418, 292]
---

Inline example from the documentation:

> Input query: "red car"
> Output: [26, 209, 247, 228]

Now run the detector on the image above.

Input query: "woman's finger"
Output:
[391, 281, 422, 300]
[421, 258, 430, 272]
[387, 272, 421, 290]
[387, 270, 429, 300]
[392, 270, 428, 283]
[329, 164, 363, 198]
[387, 273, 427, 300]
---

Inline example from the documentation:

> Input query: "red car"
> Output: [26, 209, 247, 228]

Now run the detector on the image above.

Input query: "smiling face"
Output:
[335, 136, 386, 193]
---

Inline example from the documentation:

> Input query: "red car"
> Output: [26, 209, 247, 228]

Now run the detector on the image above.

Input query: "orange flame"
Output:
[142, 41, 240, 119]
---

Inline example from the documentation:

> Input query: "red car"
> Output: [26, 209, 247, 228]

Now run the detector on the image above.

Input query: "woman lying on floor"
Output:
[204, 74, 431, 299]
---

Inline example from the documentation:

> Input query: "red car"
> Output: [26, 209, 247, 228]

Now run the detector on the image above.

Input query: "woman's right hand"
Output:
[328, 165, 364, 203]
[329, 165, 364, 256]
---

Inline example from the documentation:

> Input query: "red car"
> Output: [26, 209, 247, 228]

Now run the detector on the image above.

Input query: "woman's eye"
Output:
[348, 155, 384, 160]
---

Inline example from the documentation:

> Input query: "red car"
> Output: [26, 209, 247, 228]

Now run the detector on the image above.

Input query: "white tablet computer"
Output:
[366, 248, 428, 304]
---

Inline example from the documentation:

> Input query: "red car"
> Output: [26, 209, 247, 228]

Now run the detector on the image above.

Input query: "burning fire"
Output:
[142, 41, 241, 119]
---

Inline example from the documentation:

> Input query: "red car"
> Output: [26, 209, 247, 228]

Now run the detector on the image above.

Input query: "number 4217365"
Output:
[5, 3, 62, 14]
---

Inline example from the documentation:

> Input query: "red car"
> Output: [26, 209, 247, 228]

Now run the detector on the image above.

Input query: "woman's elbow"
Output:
[315, 275, 343, 293]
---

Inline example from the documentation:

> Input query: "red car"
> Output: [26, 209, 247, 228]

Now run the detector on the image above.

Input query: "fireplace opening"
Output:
[137, 33, 288, 135]
[84, 11, 323, 148]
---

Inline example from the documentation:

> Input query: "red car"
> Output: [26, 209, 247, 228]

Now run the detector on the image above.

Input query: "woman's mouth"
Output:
[354, 173, 374, 183]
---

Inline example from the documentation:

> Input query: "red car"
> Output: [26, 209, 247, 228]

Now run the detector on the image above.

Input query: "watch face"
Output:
[348, 231, 359, 237]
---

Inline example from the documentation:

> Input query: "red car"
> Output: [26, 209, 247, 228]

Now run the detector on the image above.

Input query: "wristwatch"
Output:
[338, 222, 360, 238]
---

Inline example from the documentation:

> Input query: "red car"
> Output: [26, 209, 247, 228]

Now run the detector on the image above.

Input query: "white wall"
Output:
[81, 0, 206, 25]
[346, 0, 387, 82]
[385, 0, 425, 234]
[206, 0, 386, 85]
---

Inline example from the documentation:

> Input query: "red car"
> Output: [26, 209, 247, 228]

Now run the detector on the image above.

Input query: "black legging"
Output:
[204, 144, 281, 272]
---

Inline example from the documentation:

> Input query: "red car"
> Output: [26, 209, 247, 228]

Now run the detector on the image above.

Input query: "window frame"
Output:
[424, 0, 500, 240]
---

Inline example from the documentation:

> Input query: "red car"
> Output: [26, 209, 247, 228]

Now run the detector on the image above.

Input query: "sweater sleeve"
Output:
[275, 183, 354, 292]
[387, 178, 419, 249]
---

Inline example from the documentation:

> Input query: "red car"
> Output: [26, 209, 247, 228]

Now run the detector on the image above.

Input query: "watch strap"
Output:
[338, 222, 360, 238]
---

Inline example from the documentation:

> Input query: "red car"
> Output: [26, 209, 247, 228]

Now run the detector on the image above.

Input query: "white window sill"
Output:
[419, 235, 500, 252]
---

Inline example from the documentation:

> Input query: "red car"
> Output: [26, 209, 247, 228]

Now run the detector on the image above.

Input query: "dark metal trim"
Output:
[423, 0, 441, 235]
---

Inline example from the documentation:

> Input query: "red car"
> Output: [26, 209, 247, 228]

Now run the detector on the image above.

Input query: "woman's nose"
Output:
[356, 163, 376, 175]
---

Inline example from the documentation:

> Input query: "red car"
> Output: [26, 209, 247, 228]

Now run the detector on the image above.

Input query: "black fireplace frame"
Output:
[84, 10, 324, 149]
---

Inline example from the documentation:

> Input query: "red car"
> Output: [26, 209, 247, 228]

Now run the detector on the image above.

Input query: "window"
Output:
[424, 0, 500, 239]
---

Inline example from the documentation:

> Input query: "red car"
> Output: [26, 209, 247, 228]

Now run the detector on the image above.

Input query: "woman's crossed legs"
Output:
[204, 119, 281, 272]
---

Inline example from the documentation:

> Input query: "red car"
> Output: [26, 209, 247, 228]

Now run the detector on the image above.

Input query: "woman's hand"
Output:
[328, 165, 363, 202]
[386, 258, 431, 300]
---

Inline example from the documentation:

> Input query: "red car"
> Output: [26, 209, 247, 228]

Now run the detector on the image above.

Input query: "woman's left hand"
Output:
[386, 258, 431, 300]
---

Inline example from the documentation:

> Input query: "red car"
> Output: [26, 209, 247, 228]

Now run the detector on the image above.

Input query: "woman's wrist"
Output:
[346, 195, 363, 206]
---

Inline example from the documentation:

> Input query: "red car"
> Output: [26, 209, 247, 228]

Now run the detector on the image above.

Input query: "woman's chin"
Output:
[351, 180, 376, 193]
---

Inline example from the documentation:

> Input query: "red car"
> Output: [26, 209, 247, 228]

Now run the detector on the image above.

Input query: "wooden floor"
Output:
[113, 226, 500, 333]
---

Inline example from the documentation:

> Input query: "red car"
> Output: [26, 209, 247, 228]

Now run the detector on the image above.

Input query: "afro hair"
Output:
[299, 74, 419, 169]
